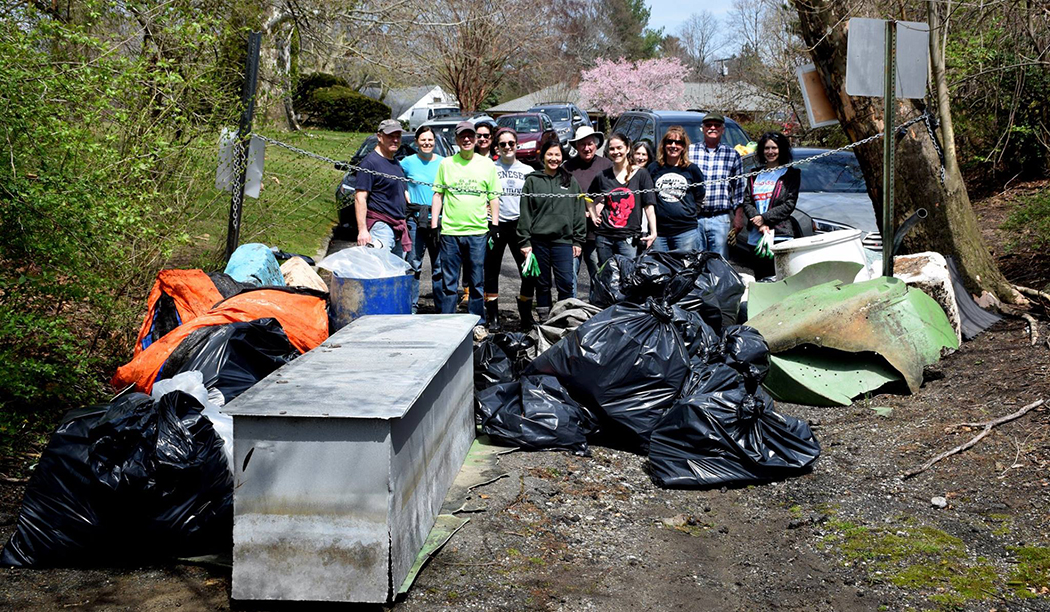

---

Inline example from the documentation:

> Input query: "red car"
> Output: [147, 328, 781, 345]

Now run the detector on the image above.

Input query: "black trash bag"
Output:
[476, 375, 599, 456]
[474, 338, 515, 391]
[674, 254, 745, 331]
[157, 318, 300, 404]
[647, 368, 821, 489]
[590, 255, 636, 308]
[1, 391, 233, 567]
[670, 305, 722, 367]
[490, 332, 536, 375]
[720, 325, 770, 383]
[527, 298, 692, 452]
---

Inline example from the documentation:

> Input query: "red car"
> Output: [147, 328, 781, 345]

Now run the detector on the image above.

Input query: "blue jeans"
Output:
[533, 241, 576, 308]
[575, 238, 599, 296]
[697, 213, 732, 258]
[651, 228, 700, 253]
[439, 234, 486, 323]
[595, 235, 637, 267]
[369, 221, 406, 259]
[406, 213, 443, 312]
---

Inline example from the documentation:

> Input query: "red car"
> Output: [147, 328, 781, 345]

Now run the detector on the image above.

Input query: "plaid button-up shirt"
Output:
[687, 142, 744, 214]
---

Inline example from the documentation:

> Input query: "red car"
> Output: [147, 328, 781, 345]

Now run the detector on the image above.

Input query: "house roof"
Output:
[360, 85, 453, 118]
[487, 81, 783, 116]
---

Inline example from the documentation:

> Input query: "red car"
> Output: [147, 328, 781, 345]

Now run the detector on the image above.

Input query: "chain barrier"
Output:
[256, 113, 934, 201]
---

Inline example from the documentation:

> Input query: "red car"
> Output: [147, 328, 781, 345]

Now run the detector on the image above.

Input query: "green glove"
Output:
[521, 252, 540, 277]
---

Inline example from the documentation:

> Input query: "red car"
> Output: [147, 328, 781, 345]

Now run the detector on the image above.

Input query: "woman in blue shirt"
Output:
[741, 131, 800, 279]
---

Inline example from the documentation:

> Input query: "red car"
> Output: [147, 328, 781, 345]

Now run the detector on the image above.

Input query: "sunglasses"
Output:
[476, 133, 491, 140]
[664, 139, 685, 146]
[497, 141, 517, 148]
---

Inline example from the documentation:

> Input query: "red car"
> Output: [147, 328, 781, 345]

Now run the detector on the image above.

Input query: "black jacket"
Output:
[742, 167, 800, 235]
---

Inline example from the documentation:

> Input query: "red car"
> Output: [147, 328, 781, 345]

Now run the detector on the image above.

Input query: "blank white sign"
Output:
[846, 18, 929, 99]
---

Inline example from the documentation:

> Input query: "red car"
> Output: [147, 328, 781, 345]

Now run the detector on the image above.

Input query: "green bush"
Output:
[293, 71, 350, 121]
[307, 85, 391, 132]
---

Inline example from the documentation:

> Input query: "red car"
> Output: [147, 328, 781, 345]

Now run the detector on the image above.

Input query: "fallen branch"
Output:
[902, 398, 1045, 480]
[1015, 285, 1050, 303]
[1020, 312, 1040, 346]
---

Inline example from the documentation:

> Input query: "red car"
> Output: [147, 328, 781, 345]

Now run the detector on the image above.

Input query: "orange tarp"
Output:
[114, 289, 328, 394]
[134, 269, 225, 356]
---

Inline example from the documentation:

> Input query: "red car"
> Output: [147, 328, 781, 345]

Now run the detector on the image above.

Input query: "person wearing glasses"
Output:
[517, 139, 586, 323]
[648, 126, 705, 252]
[431, 121, 501, 326]
[400, 125, 445, 312]
[742, 131, 799, 279]
[484, 127, 536, 330]
[686, 111, 744, 259]
[474, 121, 496, 159]
[585, 132, 658, 265]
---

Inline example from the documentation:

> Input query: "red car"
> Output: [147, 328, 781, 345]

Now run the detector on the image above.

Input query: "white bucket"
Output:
[771, 229, 866, 279]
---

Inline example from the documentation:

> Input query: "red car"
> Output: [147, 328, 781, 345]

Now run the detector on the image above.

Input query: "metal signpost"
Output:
[226, 31, 262, 262]
[846, 18, 929, 277]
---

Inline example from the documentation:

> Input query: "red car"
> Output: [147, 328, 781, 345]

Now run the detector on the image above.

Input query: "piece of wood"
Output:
[1020, 313, 1040, 346]
[1015, 284, 1050, 303]
[901, 398, 1045, 479]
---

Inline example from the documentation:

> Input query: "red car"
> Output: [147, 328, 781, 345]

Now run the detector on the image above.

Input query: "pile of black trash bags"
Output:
[474, 250, 821, 489]
[1, 319, 299, 568]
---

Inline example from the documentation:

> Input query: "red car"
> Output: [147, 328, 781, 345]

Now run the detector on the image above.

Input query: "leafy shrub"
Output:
[293, 71, 350, 120]
[306, 85, 391, 132]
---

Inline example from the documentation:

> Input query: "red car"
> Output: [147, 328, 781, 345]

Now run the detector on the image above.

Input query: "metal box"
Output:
[223, 314, 478, 603]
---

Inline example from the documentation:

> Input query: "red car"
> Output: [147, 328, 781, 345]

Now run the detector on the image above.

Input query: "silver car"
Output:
[793, 148, 882, 249]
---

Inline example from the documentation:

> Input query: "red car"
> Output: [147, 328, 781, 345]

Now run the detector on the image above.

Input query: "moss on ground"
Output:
[823, 514, 1049, 609]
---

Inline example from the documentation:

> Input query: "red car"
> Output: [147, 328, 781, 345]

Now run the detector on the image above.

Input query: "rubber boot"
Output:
[485, 300, 501, 331]
[517, 297, 535, 330]
[535, 306, 550, 324]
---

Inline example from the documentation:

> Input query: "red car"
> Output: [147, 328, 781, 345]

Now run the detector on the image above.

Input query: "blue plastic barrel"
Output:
[329, 273, 412, 330]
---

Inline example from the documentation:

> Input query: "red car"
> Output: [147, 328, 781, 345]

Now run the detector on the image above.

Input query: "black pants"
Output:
[533, 240, 575, 308]
[484, 219, 534, 300]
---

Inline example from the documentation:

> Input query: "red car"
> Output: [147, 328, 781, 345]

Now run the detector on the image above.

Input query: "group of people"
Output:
[352, 113, 800, 330]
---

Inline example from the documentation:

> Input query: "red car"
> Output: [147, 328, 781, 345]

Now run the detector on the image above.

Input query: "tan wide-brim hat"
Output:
[568, 126, 604, 149]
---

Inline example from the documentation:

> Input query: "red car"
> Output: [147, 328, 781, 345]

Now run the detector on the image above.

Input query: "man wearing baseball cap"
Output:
[686, 111, 744, 259]
[355, 118, 411, 257]
[431, 121, 501, 325]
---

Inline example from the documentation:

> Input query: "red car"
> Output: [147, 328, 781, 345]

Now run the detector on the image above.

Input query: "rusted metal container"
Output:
[223, 314, 477, 603]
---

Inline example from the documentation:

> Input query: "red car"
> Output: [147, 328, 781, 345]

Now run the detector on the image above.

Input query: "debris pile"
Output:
[474, 250, 822, 488]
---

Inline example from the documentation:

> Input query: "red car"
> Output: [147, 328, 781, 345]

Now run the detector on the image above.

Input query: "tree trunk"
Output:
[792, 0, 1021, 303]
[263, 10, 301, 132]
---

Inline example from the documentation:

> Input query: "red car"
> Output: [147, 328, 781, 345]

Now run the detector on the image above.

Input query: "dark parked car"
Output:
[334, 132, 454, 238]
[609, 109, 753, 160]
[495, 112, 558, 167]
[528, 102, 592, 144]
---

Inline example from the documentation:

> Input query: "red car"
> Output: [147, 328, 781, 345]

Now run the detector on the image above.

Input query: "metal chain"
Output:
[256, 113, 932, 200]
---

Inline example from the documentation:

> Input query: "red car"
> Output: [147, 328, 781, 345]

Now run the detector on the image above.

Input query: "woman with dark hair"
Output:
[517, 139, 586, 322]
[473, 121, 496, 158]
[586, 132, 658, 265]
[632, 140, 655, 168]
[648, 126, 705, 252]
[742, 131, 800, 278]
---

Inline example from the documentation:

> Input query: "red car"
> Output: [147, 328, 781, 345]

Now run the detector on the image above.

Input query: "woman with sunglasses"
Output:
[517, 138, 586, 323]
[742, 131, 799, 278]
[473, 121, 496, 159]
[585, 132, 658, 265]
[484, 127, 537, 329]
[648, 126, 706, 252]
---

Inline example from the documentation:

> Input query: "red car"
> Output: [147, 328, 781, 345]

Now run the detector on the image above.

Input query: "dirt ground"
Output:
[2, 182, 1050, 611]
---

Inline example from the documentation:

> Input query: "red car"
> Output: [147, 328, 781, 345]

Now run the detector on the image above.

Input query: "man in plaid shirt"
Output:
[686, 111, 744, 259]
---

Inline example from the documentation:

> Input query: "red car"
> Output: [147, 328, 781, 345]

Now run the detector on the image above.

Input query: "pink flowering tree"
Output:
[579, 57, 688, 118]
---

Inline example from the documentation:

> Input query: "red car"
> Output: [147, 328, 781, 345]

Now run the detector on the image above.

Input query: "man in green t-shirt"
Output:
[431, 121, 500, 324]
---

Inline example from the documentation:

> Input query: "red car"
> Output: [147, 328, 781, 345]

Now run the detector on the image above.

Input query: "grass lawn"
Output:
[177, 127, 367, 269]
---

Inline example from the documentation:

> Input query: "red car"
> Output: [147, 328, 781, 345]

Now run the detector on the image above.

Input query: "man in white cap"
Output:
[355, 118, 411, 257]
[564, 126, 610, 295]
[431, 121, 501, 325]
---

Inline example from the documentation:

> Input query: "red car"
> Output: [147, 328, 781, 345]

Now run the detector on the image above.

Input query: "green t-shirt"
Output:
[434, 153, 499, 235]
